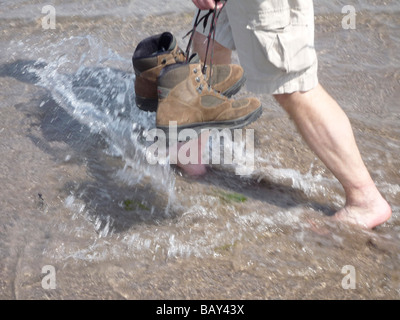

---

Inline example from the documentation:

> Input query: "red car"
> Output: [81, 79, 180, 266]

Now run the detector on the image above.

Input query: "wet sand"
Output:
[0, 3, 400, 299]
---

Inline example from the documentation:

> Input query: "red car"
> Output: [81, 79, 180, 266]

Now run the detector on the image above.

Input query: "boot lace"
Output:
[183, 0, 227, 92]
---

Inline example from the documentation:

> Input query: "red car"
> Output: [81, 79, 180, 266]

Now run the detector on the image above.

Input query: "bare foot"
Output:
[174, 131, 210, 177]
[177, 162, 208, 176]
[334, 187, 392, 229]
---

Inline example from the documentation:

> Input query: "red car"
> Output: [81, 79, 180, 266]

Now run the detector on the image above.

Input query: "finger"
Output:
[192, 0, 199, 9]
[216, 0, 224, 10]
[192, 0, 218, 10]
[206, 0, 218, 9]
[192, 0, 206, 10]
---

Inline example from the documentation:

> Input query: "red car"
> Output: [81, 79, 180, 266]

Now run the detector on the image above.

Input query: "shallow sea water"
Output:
[0, 0, 399, 299]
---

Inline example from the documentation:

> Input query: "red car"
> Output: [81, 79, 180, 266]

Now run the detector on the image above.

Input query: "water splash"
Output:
[26, 35, 176, 234]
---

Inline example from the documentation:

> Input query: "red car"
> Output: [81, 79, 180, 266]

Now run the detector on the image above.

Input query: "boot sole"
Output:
[221, 75, 246, 98]
[136, 76, 247, 113]
[156, 106, 263, 139]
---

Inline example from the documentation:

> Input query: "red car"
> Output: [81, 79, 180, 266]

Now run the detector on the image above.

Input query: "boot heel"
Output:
[135, 96, 158, 112]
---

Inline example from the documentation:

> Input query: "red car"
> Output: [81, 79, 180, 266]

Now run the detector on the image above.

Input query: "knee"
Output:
[273, 92, 299, 112]
[273, 86, 319, 112]
[274, 93, 292, 106]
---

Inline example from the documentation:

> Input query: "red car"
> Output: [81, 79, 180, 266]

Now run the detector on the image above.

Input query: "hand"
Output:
[192, 0, 224, 10]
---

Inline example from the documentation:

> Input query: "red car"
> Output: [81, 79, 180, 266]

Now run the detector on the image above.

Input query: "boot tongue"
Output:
[158, 32, 176, 52]
[158, 53, 200, 90]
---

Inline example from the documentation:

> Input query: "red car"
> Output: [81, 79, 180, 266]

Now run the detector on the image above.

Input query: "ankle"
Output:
[344, 182, 385, 208]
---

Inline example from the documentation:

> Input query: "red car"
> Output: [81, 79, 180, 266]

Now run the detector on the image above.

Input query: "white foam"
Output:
[253, 160, 343, 205]
[29, 35, 176, 224]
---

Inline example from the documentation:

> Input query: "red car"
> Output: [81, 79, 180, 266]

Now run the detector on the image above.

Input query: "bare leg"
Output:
[186, 32, 391, 228]
[192, 31, 232, 64]
[172, 131, 210, 176]
[275, 84, 392, 229]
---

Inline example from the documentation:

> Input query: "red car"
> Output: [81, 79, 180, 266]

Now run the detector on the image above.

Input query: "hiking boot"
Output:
[132, 32, 246, 112]
[132, 32, 185, 112]
[156, 54, 262, 134]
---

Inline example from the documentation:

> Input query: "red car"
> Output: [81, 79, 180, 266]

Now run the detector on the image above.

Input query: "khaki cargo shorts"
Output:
[193, 0, 319, 95]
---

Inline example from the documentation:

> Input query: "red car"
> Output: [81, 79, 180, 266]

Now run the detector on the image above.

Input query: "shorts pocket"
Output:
[247, 6, 317, 73]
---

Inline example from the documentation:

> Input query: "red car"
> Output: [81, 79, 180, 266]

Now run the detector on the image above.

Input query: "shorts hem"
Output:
[246, 73, 319, 95]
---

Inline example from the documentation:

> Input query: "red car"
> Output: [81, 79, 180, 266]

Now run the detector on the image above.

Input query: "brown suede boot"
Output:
[132, 32, 246, 112]
[156, 54, 262, 134]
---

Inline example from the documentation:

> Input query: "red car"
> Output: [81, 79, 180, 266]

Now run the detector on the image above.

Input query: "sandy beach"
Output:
[0, 0, 399, 299]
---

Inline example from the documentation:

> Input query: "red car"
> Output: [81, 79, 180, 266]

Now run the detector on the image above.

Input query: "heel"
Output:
[135, 96, 158, 112]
